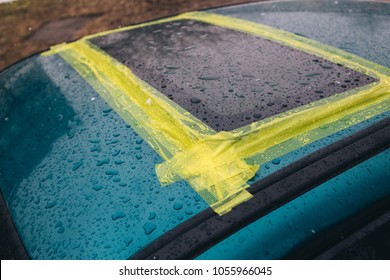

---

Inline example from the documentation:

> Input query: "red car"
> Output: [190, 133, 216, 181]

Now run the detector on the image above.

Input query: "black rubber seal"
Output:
[0, 190, 30, 259]
[131, 116, 390, 259]
[285, 195, 390, 260]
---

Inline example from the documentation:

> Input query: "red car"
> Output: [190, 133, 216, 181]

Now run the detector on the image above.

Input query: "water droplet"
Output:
[45, 201, 57, 209]
[319, 64, 333, 69]
[305, 72, 322, 77]
[165, 65, 180, 70]
[143, 222, 156, 235]
[90, 144, 102, 153]
[243, 73, 255, 78]
[253, 113, 262, 119]
[105, 169, 119, 176]
[72, 159, 84, 171]
[111, 211, 126, 220]
[272, 158, 281, 165]
[102, 108, 113, 113]
[125, 237, 133, 246]
[190, 97, 201, 104]
[96, 157, 110, 166]
[136, 154, 143, 160]
[182, 46, 196, 51]
[92, 185, 103, 191]
[320, 124, 330, 130]
[198, 75, 221, 81]
[106, 139, 118, 145]
[54, 221, 62, 228]
[148, 212, 156, 220]
[112, 150, 121, 157]
[173, 202, 183, 210]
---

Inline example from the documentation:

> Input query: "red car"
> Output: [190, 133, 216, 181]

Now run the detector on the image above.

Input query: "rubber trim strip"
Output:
[131, 116, 390, 260]
[0, 191, 30, 259]
[284, 194, 390, 260]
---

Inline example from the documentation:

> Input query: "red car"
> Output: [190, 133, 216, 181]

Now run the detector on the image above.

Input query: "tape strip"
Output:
[42, 12, 390, 215]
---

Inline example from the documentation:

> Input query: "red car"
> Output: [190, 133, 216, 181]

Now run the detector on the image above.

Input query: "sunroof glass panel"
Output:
[90, 20, 377, 131]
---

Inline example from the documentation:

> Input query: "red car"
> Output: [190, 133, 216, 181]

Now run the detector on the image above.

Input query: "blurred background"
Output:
[0, 0, 261, 71]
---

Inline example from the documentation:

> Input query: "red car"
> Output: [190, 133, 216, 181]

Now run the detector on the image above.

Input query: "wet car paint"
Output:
[0, 55, 208, 259]
[0, 0, 389, 259]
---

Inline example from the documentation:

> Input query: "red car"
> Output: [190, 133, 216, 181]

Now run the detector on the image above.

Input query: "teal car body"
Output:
[1, 0, 389, 260]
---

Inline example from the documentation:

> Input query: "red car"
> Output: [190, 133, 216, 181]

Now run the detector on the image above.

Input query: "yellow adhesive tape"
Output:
[156, 133, 259, 215]
[42, 12, 390, 215]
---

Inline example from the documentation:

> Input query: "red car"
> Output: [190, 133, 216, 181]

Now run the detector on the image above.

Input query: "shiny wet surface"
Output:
[0, 0, 389, 260]
[0, 55, 208, 259]
[91, 19, 376, 131]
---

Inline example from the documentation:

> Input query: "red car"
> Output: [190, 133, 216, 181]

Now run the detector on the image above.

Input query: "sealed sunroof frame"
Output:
[43, 12, 390, 215]
[89, 19, 377, 132]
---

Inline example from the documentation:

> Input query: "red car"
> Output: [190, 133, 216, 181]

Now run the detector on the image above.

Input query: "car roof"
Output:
[1, 0, 390, 260]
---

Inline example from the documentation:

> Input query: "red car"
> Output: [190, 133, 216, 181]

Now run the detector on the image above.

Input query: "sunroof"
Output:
[90, 20, 377, 131]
